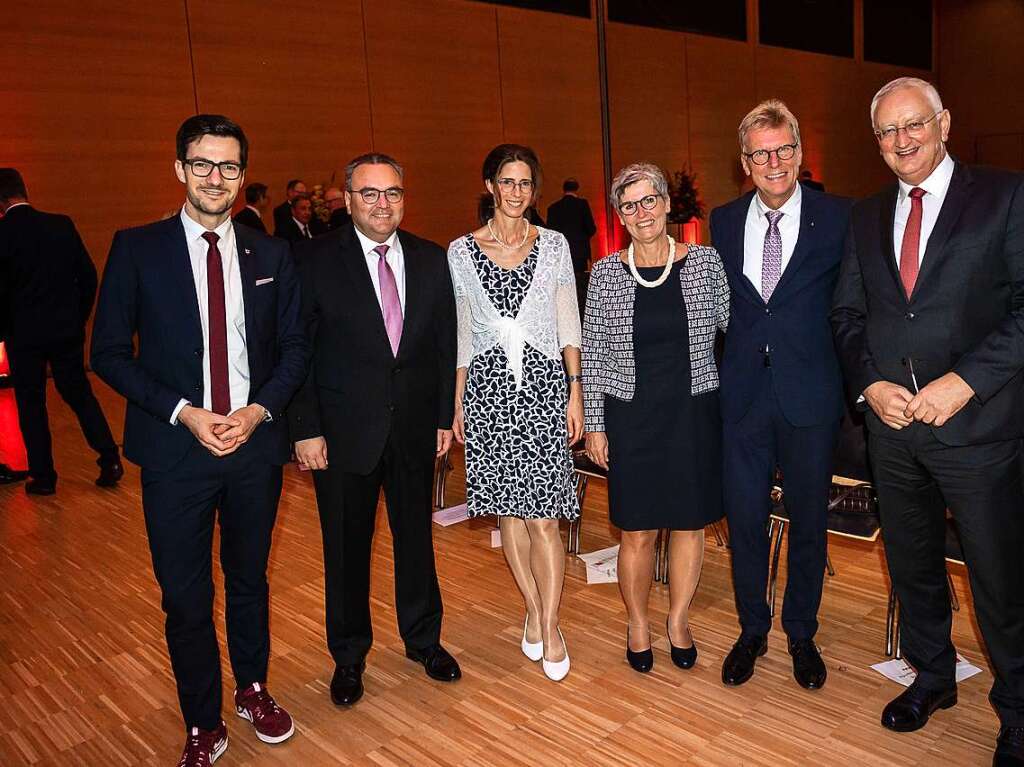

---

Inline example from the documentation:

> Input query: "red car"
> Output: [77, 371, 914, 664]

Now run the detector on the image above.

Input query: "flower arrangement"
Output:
[667, 167, 704, 224]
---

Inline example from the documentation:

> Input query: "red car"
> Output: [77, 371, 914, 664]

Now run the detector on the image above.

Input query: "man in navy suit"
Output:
[91, 115, 309, 765]
[711, 100, 850, 691]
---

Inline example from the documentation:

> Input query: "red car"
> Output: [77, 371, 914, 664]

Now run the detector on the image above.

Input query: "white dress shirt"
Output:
[245, 204, 261, 219]
[293, 216, 312, 239]
[742, 182, 803, 291]
[355, 227, 407, 314]
[171, 208, 251, 423]
[893, 152, 955, 268]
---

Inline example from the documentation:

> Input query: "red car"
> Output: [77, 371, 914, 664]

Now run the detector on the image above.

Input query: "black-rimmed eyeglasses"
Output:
[743, 143, 799, 166]
[182, 158, 244, 180]
[350, 187, 404, 204]
[618, 194, 662, 216]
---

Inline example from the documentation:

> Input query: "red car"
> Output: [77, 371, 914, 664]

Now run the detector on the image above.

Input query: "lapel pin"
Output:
[244, 248, 251, 254]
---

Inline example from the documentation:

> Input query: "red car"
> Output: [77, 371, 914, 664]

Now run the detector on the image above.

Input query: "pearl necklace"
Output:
[627, 235, 676, 288]
[487, 217, 530, 250]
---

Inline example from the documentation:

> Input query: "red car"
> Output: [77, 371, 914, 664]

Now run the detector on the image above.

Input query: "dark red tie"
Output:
[899, 187, 926, 299]
[202, 231, 231, 415]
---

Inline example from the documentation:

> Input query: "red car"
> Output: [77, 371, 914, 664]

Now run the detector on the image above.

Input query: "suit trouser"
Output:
[313, 436, 443, 667]
[869, 428, 1024, 727]
[7, 339, 118, 482]
[723, 377, 839, 640]
[141, 442, 283, 730]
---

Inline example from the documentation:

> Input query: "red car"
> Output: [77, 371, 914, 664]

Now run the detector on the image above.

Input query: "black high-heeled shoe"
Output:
[625, 625, 654, 673]
[667, 620, 697, 669]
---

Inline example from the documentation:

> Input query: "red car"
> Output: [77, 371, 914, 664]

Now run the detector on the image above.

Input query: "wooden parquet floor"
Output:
[0, 377, 1001, 766]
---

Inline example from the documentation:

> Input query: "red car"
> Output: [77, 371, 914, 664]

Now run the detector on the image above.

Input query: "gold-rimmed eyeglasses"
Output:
[874, 112, 942, 144]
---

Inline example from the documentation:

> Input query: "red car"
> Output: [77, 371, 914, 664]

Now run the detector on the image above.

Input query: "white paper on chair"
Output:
[577, 545, 619, 584]
[871, 654, 983, 687]
[432, 503, 469, 527]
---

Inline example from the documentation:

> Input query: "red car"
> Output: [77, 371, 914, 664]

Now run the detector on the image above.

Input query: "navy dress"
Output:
[604, 259, 723, 531]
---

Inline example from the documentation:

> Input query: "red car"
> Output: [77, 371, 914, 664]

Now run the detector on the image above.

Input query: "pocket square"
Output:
[255, 277, 275, 286]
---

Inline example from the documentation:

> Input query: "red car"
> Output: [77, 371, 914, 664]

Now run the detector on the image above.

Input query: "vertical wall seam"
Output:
[495, 9, 507, 140]
[183, 0, 200, 113]
[360, 0, 376, 151]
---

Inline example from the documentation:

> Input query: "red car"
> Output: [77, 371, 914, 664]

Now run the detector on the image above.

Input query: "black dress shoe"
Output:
[721, 634, 767, 686]
[406, 644, 461, 682]
[994, 726, 1024, 766]
[330, 662, 365, 706]
[667, 620, 697, 670]
[26, 479, 56, 496]
[880, 680, 957, 732]
[788, 638, 827, 689]
[625, 626, 653, 673]
[96, 461, 124, 487]
[0, 464, 29, 484]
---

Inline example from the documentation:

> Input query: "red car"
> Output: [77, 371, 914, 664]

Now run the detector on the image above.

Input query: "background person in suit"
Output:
[832, 78, 1024, 763]
[0, 168, 121, 495]
[799, 169, 826, 192]
[710, 100, 850, 692]
[324, 186, 351, 231]
[547, 177, 597, 310]
[289, 153, 460, 709]
[233, 182, 269, 233]
[272, 178, 305, 234]
[274, 195, 315, 243]
[90, 115, 309, 764]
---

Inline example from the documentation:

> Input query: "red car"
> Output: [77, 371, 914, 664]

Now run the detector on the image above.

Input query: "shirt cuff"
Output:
[170, 399, 190, 425]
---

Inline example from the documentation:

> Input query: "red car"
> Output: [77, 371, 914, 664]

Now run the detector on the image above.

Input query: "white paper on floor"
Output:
[871, 653, 983, 687]
[577, 544, 619, 584]
[432, 503, 470, 527]
[490, 528, 502, 548]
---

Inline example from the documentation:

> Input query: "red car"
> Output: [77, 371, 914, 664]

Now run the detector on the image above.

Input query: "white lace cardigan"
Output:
[447, 227, 583, 389]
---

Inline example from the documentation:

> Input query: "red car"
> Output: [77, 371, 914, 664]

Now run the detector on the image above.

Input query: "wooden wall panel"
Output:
[187, 0, 373, 213]
[0, 2, 195, 268]
[363, 0, 503, 247]
[495, 7, 608, 254]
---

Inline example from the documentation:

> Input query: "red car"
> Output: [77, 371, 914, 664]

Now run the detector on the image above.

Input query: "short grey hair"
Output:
[870, 77, 943, 127]
[344, 152, 404, 190]
[609, 163, 669, 208]
[737, 99, 801, 153]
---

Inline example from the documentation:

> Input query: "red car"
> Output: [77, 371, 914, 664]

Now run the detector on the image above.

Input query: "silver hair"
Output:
[609, 162, 669, 208]
[344, 152, 404, 190]
[737, 99, 801, 153]
[870, 77, 944, 127]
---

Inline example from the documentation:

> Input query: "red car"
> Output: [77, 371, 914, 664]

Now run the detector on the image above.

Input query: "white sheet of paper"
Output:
[871, 654, 983, 687]
[431, 503, 469, 527]
[490, 528, 502, 548]
[585, 565, 618, 584]
[578, 545, 619, 583]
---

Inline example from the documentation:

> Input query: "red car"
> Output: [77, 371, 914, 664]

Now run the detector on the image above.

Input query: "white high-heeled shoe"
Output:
[521, 618, 543, 662]
[542, 628, 570, 682]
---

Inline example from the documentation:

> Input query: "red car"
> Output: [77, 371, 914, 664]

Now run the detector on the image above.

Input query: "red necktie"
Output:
[202, 231, 231, 415]
[899, 187, 926, 300]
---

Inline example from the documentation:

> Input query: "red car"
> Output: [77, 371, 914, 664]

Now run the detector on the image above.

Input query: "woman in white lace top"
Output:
[447, 144, 582, 682]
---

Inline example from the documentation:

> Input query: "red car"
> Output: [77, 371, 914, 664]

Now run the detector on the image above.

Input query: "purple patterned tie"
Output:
[761, 210, 784, 301]
[374, 244, 403, 356]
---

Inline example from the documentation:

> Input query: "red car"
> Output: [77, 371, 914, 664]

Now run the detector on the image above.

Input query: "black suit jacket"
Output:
[288, 224, 457, 473]
[712, 188, 851, 427]
[90, 215, 310, 470]
[272, 201, 291, 235]
[233, 206, 266, 234]
[274, 216, 315, 244]
[831, 161, 1024, 446]
[327, 207, 351, 231]
[546, 195, 596, 272]
[0, 205, 97, 349]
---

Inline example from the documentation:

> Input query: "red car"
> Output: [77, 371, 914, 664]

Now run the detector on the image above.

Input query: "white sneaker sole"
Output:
[211, 734, 228, 763]
[235, 707, 296, 744]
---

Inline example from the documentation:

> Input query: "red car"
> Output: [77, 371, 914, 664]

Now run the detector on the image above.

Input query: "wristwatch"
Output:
[566, 374, 582, 384]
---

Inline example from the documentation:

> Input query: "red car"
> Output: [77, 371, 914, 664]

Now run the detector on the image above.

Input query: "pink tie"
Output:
[374, 244, 403, 356]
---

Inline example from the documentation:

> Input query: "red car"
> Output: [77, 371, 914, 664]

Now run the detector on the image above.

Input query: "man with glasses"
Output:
[91, 114, 309, 764]
[710, 100, 851, 691]
[289, 152, 460, 709]
[832, 77, 1024, 763]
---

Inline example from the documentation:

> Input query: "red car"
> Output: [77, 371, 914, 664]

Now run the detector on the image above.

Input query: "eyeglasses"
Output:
[182, 158, 244, 180]
[743, 143, 799, 166]
[618, 194, 662, 216]
[350, 187, 404, 204]
[874, 112, 942, 144]
[496, 178, 535, 194]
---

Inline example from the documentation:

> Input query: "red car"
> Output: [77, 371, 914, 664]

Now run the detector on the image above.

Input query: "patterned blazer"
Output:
[582, 245, 729, 432]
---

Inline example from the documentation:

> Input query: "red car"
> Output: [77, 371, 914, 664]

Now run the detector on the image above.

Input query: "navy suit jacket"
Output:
[711, 187, 851, 427]
[90, 214, 310, 471]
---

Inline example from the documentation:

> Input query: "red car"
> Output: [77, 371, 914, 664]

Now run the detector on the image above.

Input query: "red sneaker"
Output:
[234, 683, 295, 744]
[177, 722, 227, 767]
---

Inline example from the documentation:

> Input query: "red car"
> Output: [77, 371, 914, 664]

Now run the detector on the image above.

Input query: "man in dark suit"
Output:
[711, 100, 850, 692]
[271, 178, 305, 234]
[90, 115, 309, 764]
[832, 78, 1024, 763]
[0, 168, 121, 495]
[800, 169, 826, 192]
[273, 194, 316, 243]
[323, 186, 351, 231]
[289, 152, 460, 708]
[547, 178, 597, 308]
[233, 182, 269, 233]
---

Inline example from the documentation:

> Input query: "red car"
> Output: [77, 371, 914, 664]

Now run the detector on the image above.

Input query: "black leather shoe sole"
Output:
[881, 688, 957, 732]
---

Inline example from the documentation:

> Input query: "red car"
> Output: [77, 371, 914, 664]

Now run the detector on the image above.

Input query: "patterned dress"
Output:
[462, 236, 580, 520]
